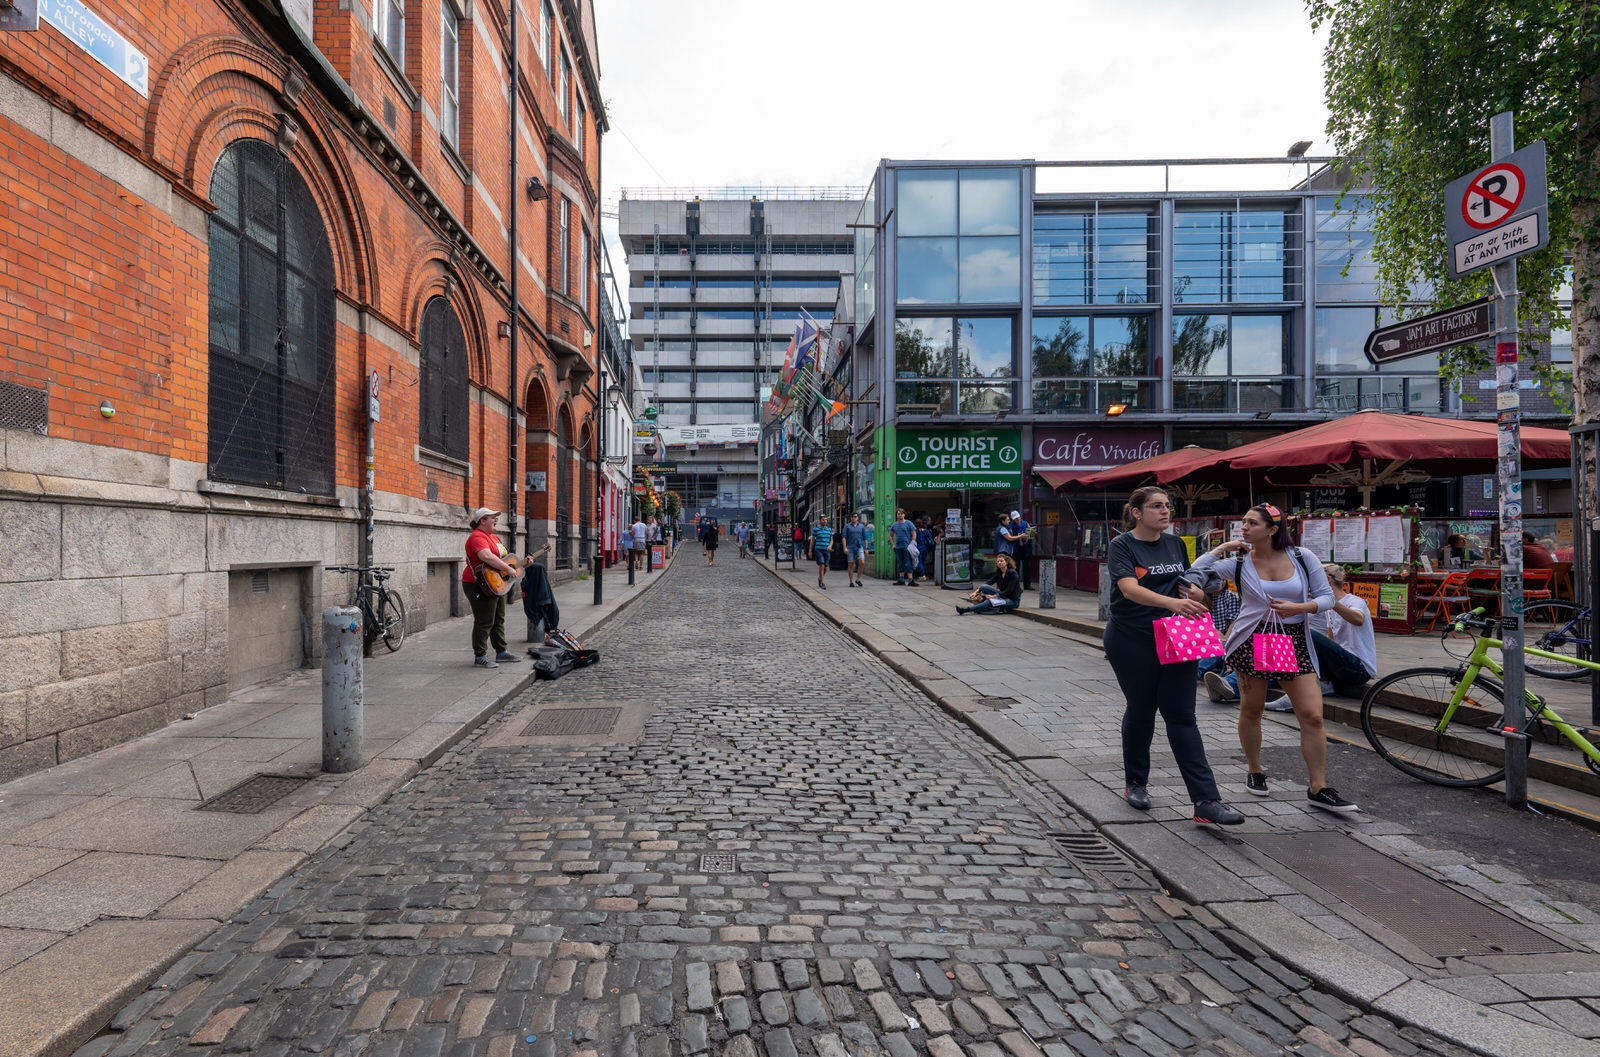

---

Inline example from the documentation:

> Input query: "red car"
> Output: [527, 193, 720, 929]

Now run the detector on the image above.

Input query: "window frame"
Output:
[439, 3, 460, 151]
[559, 49, 572, 128]
[419, 295, 471, 461]
[377, 0, 406, 72]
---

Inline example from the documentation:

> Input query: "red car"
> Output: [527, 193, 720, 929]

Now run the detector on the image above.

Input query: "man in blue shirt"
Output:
[842, 512, 868, 587]
[891, 508, 917, 586]
[811, 518, 835, 589]
[993, 513, 1017, 561]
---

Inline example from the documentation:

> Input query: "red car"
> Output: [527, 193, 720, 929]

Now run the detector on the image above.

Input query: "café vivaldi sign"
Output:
[895, 429, 1021, 490]
[1033, 426, 1163, 469]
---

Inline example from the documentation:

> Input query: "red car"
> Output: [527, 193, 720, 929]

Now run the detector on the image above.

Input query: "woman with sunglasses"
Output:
[1105, 487, 1243, 826]
[1190, 503, 1358, 814]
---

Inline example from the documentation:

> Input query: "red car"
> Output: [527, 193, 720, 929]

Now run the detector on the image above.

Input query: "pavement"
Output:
[0, 552, 674, 1057]
[764, 561, 1600, 1057]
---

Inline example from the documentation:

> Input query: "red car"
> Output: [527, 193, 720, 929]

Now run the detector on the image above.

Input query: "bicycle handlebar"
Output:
[327, 566, 396, 574]
[1448, 607, 1510, 635]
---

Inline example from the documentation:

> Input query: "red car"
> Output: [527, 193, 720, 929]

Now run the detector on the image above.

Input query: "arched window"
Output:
[207, 140, 336, 494]
[419, 296, 469, 460]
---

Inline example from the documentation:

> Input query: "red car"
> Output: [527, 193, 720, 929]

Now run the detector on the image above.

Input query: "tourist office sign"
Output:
[895, 429, 1021, 490]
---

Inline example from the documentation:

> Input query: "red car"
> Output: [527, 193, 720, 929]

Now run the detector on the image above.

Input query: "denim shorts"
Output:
[847, 546, 865, 562]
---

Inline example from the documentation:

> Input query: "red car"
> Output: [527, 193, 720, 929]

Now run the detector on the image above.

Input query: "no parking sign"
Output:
[1444, 141, 1548, 277]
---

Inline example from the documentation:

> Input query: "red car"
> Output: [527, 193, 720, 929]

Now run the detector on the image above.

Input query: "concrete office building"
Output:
[618, 190, 858, 521]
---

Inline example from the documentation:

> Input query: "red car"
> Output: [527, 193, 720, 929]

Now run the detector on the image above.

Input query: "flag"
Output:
[826, 400, 846, 422]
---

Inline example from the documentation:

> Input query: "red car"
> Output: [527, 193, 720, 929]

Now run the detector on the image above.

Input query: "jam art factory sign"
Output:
[896, 429, 1021, 489]
[1033, 427, 1163, 469]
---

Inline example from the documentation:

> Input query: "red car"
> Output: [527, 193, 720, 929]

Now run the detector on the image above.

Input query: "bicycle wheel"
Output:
[1360, 666, 1511, 787]
[374, 591, 407, 653]
[1523, 602, 1591, 681]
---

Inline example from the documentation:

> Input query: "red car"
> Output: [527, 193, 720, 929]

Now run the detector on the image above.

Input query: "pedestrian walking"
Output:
[1010, 510, 1033, 591]
[915, 518, 935, 582]
[1189, 503, 1359, 814]
[1104, 487, 1243, 826]
[811, 518, 834, 589]
[956, 552, 1021, 614]
[891, 508, 917, 586]
[842, 512, 868, 586]
[704, 521, 719, 565]
[736, 521, 749, 558]
[461, 509, 523, 669]
[629, 516, 647, 573]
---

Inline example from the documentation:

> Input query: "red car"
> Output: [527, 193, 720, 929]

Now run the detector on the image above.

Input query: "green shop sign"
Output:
[895, 429, 1022, 490]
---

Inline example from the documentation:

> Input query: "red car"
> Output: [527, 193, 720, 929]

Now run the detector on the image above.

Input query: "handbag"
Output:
[1153, 614, 1225, 665]
[1251, 611, 1299, 674]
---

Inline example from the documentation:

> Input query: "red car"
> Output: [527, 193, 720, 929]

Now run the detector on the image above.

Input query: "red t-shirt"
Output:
[461, 528, 505, 583]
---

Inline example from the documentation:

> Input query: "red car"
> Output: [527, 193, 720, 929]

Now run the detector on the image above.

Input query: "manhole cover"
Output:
[522, 707, 622, 736]
[197, 774, 306, 814]
[1048, 832, 1157, 889]
[978, 696, 1017, 708]
[1246, 831, 1567, 957]
[700, 853, 737, 873]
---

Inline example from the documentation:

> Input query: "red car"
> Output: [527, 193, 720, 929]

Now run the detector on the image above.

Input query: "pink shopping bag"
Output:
[1152, 614, 1224, 665]
[1251, 613, 1298, 673]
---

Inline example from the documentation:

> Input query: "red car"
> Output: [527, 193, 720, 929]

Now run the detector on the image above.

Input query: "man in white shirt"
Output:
[1313, 563, 1378, 697]
[630, 518, 648, 573]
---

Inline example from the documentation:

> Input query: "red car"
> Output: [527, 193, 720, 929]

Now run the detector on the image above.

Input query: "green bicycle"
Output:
[1360, 608, 1600, 788]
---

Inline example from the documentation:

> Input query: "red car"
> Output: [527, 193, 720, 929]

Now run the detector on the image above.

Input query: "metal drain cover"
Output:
[700, 853, 736, 873]
[1049, 832, 1156, 889]
[1246, 831, 1567, 957]
[197, 775, 306, 814]
[522, 707, 622, 736]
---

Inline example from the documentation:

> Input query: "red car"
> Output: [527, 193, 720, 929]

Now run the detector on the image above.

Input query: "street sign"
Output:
[1362, 298, 1493, 365]
[642, 406, 659, 420]
[1444, 141, 1548, 277]
[367, 370, 381, 422]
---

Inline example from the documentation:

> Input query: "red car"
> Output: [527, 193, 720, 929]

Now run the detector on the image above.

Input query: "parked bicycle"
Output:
[1360, 608, 1600, 788]
[327, 565, 407, 653]
[1521, 601, 1592, 680]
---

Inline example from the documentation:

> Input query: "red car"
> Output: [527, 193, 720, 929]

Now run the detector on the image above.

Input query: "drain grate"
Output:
[197, 774, 306, 814]
[700, 853, 737, 873]
[1247, 831, 1567, 957]
[1048, 832, 1156, 889]
[977, 696, 1017, 709]
[522, 707, 622, 736]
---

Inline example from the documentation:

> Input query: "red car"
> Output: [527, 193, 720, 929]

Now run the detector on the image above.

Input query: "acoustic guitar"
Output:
[480, 543, 551, 596]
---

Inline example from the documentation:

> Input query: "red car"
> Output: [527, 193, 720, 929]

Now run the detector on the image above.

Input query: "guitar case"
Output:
[546, 629, 600, 668]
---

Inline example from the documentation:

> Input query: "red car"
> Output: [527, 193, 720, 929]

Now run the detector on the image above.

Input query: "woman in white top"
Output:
[1189, 503, 1358, 815]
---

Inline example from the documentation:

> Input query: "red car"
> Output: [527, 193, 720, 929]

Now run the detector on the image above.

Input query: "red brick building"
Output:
[0, 0, 610, 781]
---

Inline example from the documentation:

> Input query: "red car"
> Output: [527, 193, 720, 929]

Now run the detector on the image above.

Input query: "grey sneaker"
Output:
[473, 655, 498, 669]
[1193, 800, 1244, 826]
[1264, 693, 1295, 712]
[1308, 787, 1360, 814]
[495, 651, 522, 663]
[1245, 772, 1269, 796]
[1203, 671, 1238, 703]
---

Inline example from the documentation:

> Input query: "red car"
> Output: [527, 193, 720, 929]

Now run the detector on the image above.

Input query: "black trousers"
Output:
[1104, 622, 1221, 803]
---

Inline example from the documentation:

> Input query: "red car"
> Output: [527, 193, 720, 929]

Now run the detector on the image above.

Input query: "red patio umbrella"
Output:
[1221, 410, 1570, 506]
[1072, 446, 1239, 517]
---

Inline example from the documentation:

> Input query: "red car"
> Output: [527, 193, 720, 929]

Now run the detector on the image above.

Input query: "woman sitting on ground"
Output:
[957, 553, 1022, 614]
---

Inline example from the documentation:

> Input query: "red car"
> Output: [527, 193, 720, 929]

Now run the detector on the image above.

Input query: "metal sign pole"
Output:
[1490, 111, 1528, 809]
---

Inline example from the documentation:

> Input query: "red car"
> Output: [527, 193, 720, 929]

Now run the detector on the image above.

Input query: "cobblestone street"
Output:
[92, 555, 1474, 1057]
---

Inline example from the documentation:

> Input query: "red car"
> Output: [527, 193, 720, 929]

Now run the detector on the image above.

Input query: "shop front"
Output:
[1032, 426, 1165, 590]
[894, 427, 1022, 580]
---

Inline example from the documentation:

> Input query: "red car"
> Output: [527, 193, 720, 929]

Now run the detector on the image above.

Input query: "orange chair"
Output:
[1420, 571, 1473, 631]
[1522, 568, 1553, 605]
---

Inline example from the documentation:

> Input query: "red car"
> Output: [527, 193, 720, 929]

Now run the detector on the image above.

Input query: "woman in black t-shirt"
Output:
[1104, 487, 1242, 826]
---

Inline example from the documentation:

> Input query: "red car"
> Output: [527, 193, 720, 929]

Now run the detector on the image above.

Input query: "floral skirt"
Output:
[1227, 620, 1315, 680]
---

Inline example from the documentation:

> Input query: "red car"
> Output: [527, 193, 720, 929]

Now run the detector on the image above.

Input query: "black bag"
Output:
[566, 648, 600, 668]
[527, 644, 575, 680]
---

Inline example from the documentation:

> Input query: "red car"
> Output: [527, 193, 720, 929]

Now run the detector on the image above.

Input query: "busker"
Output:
[1189, 503, 1359, 814]
[461, 509, 523, 669]
[956, 552, 1022, 614]
[1104, 487, 1243, 826]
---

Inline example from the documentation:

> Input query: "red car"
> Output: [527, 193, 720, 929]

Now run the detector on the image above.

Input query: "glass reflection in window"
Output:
[897, 237, 957, 304]
[897, 170, 957, 236]
[1030, 316, 1089, 377]
[895, 318, 953, 377]
[958, 169, 1020, 236]
[1232, 315, 1289, 375]
[1314, 307, 1374, 374]
[1092, 316, 1151, 376]
[957, 317, 1013, 377]
[1173, 313, 1228, 376]
[959, 236, 1020, 303]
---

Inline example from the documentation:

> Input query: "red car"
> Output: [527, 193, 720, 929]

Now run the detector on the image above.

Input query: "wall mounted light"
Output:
[526, 177, 549, 201]
[99, 400, 115, 419]
[1105, 403, 1128, 416]
[498, 321, 511, 338]
[1287, 140, 1314, 158]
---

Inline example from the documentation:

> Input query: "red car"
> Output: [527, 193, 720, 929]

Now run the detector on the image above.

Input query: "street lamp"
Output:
[594, 366, 624, 605]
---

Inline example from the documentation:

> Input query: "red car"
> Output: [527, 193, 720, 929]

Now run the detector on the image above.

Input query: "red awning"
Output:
[1223, 410, 1570, 472]
[1035, 468, 1105, 490]
[1075, 446, 1225, 488]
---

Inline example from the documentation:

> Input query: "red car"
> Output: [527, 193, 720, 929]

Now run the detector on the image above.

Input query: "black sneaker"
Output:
[1245, 772, 1269, 796]
[1307, 787, 1360, 814]
[1124, 786, 1150, 811]
[1192, 800, 1244, 826]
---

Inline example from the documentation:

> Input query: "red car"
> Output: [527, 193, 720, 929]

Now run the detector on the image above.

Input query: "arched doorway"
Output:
[555, 407, 573, 570]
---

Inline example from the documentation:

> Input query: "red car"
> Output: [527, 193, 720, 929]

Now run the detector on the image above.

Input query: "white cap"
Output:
[1010, 510, 1021, 519]
[470, 507, 500, 526]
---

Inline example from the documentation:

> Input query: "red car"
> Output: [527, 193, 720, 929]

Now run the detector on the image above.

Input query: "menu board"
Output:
[1300, 519, 1332, 561]
[942, 538, 972, 586]
[1366, 516, 1408, 566]
[1332, 518, 1368, 563]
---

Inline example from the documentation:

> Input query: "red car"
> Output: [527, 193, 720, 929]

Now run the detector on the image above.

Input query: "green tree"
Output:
[1308, 0, 1598, 424]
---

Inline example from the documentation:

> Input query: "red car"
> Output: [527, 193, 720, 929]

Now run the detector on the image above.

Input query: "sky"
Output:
[592, 0, 1332, 297]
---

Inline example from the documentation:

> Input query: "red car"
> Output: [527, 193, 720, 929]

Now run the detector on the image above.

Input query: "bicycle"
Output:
[1360, 608, 1600, 788]
[327, 565, 407, 653]
[1521, 600, 1592, 680]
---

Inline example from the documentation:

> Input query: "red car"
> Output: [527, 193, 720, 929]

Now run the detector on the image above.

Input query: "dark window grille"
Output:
[555, 415, 572, 570]
[580, 443, 593, 564]
[207, 140, 336, 494]
[419, 297, 469, 460]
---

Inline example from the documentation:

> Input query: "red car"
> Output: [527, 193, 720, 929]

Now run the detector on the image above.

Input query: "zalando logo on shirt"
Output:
[1135, 563, 1188, 578]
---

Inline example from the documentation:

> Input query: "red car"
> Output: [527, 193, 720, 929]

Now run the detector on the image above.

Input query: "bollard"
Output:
[1097, 563, 1112, 622]
[1038, 559, 1056, 609]
[321, 606, 364, 773]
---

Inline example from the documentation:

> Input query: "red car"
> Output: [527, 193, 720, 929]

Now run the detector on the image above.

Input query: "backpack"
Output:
[546, 628, 600, 668]
[528, 645, 575, 680]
